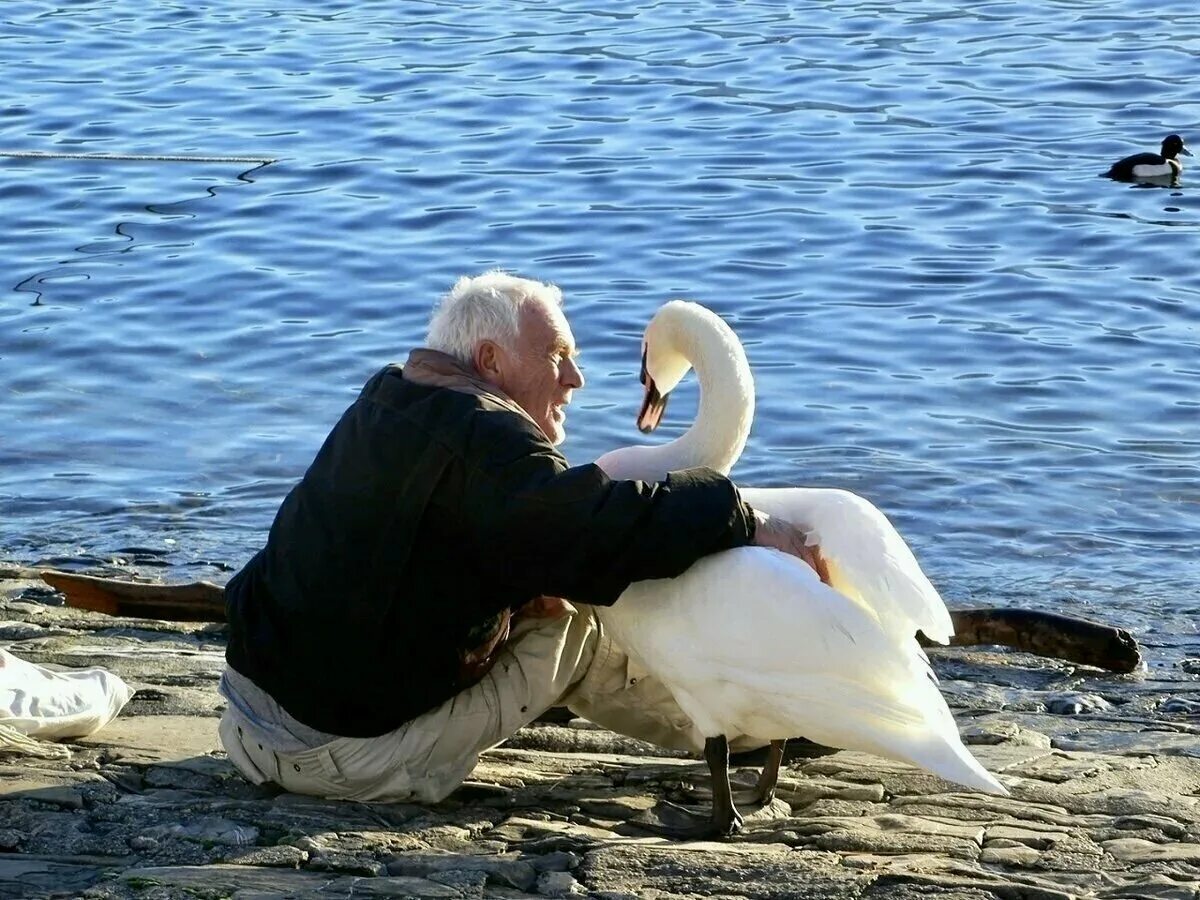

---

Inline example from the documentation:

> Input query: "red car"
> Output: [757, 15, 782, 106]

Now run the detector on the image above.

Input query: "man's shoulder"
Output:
[352, 364, 549, 454]
[355, 364, 483, 420]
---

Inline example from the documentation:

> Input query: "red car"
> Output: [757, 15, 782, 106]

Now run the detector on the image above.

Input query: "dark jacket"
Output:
[224, 353, 756, 737]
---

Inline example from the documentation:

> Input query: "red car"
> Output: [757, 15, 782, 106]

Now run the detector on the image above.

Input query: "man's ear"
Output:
[474, 339, 505, 386]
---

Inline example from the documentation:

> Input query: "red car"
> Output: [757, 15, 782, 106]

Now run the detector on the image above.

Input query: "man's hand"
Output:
[514, 595, 572, 620]
[752, 510, 830, 584]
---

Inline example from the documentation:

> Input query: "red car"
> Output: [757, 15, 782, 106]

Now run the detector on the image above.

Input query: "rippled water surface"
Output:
[3, 0, 1199, 657]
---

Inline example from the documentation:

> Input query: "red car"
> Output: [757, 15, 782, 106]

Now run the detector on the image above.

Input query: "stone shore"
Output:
[2, 562, 1199, 900]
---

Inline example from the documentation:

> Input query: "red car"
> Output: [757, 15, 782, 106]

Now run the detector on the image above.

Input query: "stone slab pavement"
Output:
[3, 564, 1199, 900]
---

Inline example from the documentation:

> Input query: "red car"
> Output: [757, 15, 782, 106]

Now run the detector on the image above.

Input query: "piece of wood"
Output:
[39, 571, 1142, 673]
[39, 571, 225, 623]
[926, 608, 1142, 674]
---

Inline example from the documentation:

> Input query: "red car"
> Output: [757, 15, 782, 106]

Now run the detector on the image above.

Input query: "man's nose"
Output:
[563, 357, 584, 389]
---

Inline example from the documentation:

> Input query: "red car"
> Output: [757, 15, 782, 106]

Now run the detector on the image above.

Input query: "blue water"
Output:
[3, 0, 1199, 660]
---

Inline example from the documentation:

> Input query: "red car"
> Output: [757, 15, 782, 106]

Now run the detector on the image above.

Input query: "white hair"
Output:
[425, 270, 563, 365]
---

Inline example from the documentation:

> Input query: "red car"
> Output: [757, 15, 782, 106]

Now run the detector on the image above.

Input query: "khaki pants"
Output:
[220, 603, 748, 803]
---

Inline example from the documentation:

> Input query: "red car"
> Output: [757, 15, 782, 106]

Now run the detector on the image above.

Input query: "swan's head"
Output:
[637, 300, 710, 432]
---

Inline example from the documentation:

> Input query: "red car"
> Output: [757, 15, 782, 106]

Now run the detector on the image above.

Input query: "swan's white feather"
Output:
[740, 487, 955, 644]
[603, 547, 1004, 795]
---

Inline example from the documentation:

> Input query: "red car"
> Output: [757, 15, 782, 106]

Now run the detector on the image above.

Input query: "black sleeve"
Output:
[459, 408, 755, 606]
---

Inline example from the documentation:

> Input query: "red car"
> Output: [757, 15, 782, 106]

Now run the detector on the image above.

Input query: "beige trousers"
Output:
[220, 603, 741, 803]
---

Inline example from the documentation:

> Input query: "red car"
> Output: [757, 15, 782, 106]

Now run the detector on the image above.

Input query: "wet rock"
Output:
[1051, 730, 1200, 757]
[1101, 837, 1200, 864]
[404, 823, 493, 853]
[142, 763, 219, 792]
[794, 816, 984, 861]
[0, 772, 97, 816]
[527, 850, 581, 872]
[575, 792, 657, 819]
[1008, 749, 1142, 785]
[0, 620, 65, 640]
[489, 815, 619, 847]
[801, 798, 887, 818]
[582, 841, 860, 899]
[0, 857, 104, 897]
[985, 822, 1070, 850]
[306, 849, 389, 876]
[502, 724, 689, 758]
[1161, 697, 1200, 714]
[1044, 691, 1113, 715]
[385, 851, 538, 891]
[872, 871, 1076, 900]
[143, 816, 259, 847]
[117, 863, 406, 897]
[425, 869, 487, 895]
[1074, 787, 1200, 818]
[537, 869, 586, 896]
[961, 720, 1053, 749]
[222, 844, 308, 867]
[1096, 874, 1200, 900]
[1110, 814, 1191, 839]
[773, 775, 886, 807]
[979, 845, 1041, 866]
[291, 834, 334, 854]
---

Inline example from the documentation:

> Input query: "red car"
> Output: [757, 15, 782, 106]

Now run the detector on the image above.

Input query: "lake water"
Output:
[3, 0, 1198, 665]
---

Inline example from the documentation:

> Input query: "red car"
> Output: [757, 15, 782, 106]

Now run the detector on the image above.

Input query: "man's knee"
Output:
[219, 712, 277, 786]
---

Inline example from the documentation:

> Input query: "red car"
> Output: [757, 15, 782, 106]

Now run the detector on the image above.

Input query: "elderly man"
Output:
[219, 271, 814, 803]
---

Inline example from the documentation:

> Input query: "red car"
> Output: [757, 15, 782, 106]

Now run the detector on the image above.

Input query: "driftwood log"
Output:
[919, 608, 1142, 675]
[39, 569, 1142, 673]
[40, 570, 225, 622]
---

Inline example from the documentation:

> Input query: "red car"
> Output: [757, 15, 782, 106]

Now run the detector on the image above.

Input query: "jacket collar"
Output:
[402, 348, 544, 435]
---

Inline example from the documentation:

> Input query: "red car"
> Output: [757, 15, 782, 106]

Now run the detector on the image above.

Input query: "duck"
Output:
[1105, 134, 1191, 181]
[592, 300, 1006, 838]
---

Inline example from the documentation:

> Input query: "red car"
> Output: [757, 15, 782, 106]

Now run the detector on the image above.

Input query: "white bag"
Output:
[0, 647, 133, 743]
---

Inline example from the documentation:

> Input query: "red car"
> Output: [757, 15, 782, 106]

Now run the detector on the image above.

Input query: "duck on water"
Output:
[1105, 134, 1191, 181]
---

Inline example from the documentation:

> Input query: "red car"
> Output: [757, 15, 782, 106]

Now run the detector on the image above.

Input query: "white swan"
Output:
[597, 301, 954, 646]
[592, 300, 1004, 837]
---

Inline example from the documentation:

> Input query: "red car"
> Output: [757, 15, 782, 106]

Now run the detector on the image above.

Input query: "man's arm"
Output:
[458, 415, 755, 607]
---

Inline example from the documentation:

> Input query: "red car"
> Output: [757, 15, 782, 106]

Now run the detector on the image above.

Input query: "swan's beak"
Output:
[638, 380, 667, 432]
[637, 347, 668, 432]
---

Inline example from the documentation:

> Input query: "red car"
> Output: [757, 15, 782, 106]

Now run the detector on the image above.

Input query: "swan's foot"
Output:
[682, 782, 773, 808]
[629, 734, 743, 840]
[630, 798, 743, 839]
[683, 738, 788, 807]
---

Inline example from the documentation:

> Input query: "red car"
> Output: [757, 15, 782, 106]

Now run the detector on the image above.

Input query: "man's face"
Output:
[492, 298, 584, 445]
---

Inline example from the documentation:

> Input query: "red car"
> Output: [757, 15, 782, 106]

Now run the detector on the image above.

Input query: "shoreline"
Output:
[2, 562, 1199, 900]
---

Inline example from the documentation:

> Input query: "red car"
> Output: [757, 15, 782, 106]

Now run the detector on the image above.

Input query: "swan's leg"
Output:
[629, 735, 743, 839]
[705, 734, 743, 838]
[685, 738, 793, 807]
[752, 739, 786, 804]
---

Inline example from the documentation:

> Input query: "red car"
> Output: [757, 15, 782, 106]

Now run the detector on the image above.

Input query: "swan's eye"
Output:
[639, 347, 649, 386]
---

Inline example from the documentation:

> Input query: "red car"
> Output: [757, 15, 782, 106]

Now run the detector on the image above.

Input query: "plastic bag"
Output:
[0, 647, 132, 742]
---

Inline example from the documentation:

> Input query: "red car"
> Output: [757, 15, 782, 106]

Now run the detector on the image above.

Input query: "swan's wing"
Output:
[739, 487, 954, 644]
[603, 547, 1003, 794]
[607, 548, 927, 737]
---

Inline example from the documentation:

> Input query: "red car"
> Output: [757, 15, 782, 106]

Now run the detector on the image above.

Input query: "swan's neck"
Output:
[660, 315, 754, 475]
